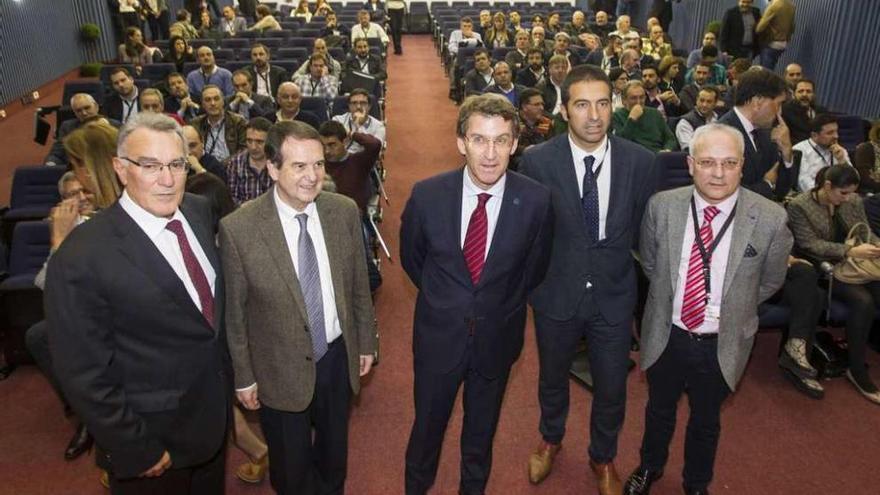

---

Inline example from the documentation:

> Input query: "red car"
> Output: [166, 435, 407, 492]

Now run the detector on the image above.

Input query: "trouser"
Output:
[759, 46, 785, 70]
[783, 262, 824, 343]
[639, 326, 731, 492]
[388, 8, 405, 53]
[405, 337, 511, 495]
[259, 340, 351, 495]
[833, 281, 880, 373]
[535, 292, 632, 463]
[25, 320, 67, 407]
[109, 444, 226, 495]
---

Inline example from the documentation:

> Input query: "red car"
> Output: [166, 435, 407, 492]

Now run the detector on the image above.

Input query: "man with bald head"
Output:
[783, 63, 802, 97]
[181, 124, 227, 182]
[267, 82, 321, 128]
[484, 61, 529, 107]
[189, 85, 248, 162]
[45, 94, 119, 166]
[186, 46, 234, 98]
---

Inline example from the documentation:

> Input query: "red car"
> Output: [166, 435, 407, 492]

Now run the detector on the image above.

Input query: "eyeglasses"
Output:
[119, 156, 190, 176]
[693, 158, 742, 171]
[466, 134, 513, 150]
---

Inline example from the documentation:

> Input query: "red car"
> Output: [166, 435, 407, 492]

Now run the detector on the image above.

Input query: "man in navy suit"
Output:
[520, 64, 657, 495]
[400, 94, 554, 495]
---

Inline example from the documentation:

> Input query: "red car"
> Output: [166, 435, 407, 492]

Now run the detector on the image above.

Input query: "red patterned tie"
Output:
[680, 206, 720, 330]
[166, 219, 215, 327]
[463, 193, 491, 285]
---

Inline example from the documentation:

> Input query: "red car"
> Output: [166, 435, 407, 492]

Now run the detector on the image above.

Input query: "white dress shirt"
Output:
[570, 134, 611, 241]
[351, 22, 389, 45]
[274, 189, 343, 345]
[733, 106, 792, 171]
[460, 169, 505, 260]
[794, 138, 852, 192]
[675, 112, 717, 151]
[118, 191, 216, 311]
[672, 189, 739, 334]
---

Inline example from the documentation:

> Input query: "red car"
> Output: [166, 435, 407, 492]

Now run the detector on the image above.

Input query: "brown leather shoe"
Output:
[236, 454, 269, 484]
[528, 442, 561, 484]
[590, 459, 623, 495]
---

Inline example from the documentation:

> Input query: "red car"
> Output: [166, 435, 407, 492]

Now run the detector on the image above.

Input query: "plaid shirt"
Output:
[226, 150, 274, 206]
[292, 74, 339, 100]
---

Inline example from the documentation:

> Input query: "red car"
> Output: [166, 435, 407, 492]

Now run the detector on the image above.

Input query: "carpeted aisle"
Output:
[2, 35, 880, 495]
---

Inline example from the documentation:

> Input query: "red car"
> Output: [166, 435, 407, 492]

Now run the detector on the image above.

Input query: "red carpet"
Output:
[1, 36, 880, 495]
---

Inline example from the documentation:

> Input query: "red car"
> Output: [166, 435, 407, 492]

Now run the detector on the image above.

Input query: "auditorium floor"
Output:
[1, 35, 879, 495]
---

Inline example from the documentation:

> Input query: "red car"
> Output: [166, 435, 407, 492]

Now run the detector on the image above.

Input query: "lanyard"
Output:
[310, 78, 320, 95]
[358, 58, 370, 72]
[205, 120, 224, 156]
[122, 99, 137, 122]
[689, 196, 737, 302]
[201, 69, 212, 87]
[257, 69, 271, 96]
[809, 141, 832, 167]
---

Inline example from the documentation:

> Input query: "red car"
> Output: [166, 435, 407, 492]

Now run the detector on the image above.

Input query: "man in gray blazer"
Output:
[624, 123, 792, 495]
[220, 121, 378, 495]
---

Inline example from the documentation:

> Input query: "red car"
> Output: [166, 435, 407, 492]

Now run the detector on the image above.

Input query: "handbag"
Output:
[833, 222, 880, 284]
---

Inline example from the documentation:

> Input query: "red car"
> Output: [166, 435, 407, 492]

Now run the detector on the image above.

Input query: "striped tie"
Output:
[296, 213, 328, 361]
[680, 206, 720, 330]
[463, 193, 491, 285]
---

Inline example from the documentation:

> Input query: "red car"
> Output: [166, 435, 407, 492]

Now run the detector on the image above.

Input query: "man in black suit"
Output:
[46, 112, 231, 494]
[719, 0, 761, 61]
[228, 70, 275, 120]
[520, 65, 657, 495]
[717, 68, 795, 201]
[265, 82, 322, 129]
[781, 78, 827, 145]
[343, 37, 388, 82]
[45, 93, 120, 166]
[105, 66, 141, 124]
[516, 48, 547, 88]
[245, 43, 290, 103]
[165, 72, 203, 122]
[401, 94, 553, 495]
[463, 48, 495, 97]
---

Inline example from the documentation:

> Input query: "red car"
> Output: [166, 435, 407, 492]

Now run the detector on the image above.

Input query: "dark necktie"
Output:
[165, 219, 214, 327]
[582, 156, 602, 244]
[463, 193, 491, 285]
[750, 129, 762, 154]
[296, 213, 328, 361]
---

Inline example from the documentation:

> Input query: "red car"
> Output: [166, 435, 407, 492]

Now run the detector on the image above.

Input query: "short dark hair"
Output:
[641, 64, 659, 77]
[110, 66, 132, 79]
[700, 44, 719, 58]
[251, 43, 269, 56]
[176, 9, 189, 21]
[518, 88, 543, 109]
[265, 121, 321, 166]
[729, 57, 752, 74]
[318, 120, 348, 140]
[796, 78, 815, 91]
[456, 93, 519, 138]
[734, 68, 787, 106]
[348, 88, 371, 102]
[460, 16, 473, 25]
[695, 61, 713, 71]
[698, 86, 719, 100]
[608, 67, 626, 82]
[810, 113, 837, 134]
[473, 47, 490, 60]
[166, 71, 185, 83]
[248, 116, 272, 133]
[232, 69, 252, 82]
[814, 164, 860, 192]
[561, 64, 612, 107]
[526, 47, 544, 59]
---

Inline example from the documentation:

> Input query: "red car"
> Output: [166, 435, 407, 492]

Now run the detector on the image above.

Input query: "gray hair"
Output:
[117, 112, 187, 158]
[554, 31, 570, 41]
[690, 123, 745, 157]
[70, 93, 97, 107]
[58, 171, 78, 195]
[623, 79, 644, 98]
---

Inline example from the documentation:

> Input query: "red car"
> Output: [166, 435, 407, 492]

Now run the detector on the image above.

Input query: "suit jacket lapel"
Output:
[316, 195, 349, 331]
[723, 193, 758, 296]
[603, 137, 626, 244]
[452, 169, 475, 287]
[554, 137, 587, 234]
[667, 187, 692, 290]
[256, 190, 309, 318]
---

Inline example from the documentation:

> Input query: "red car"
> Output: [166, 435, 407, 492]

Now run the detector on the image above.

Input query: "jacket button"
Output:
[304, 325, 310, 334]
[305, 356, 312, 361]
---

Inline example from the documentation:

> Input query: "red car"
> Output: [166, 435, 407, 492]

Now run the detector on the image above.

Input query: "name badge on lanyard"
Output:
[690, 196, 737, 309]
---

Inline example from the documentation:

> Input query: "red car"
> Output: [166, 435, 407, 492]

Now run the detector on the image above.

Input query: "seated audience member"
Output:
[720, 57, 753, 111]
[139, 87, 185, 125]
[514, 87, 552, 167]
[292, 0, 313, 22]
[351, 9, 389, 46]
[45, 94, 119, 166]
[344, 37, 387, 81]
[63, 121, 122, 211]
[187, 46, 235, 97]
[224, 116, 274, 205]
[657, 55, 684, 94]
[228, 70, 274, 120]
[787, 165, 880, 405]
[678, 61, 712, 112]
[190, 85, 248, 161]
[591, 10, 614, 42]
[484, 12, 514, 48]
[448, 16, 483, 59]
[546, 11, 563, 36]
[564, 10, 591, 46]
[508, 10, 522, 32]
[782, 79, 827, 145]
[105, 67, 141, 124]
[321, 11, 352, 51]
[642, 24, 672, 61]
[619, 48, 642, 80]
[170, 8, 199, 40]
[163, 35, 196, 73]
[267, 82, 321, 128]
[627, 37, 657, 69]
[580, 33, 605, 66]
[197, 10, 218, 38]
[516, 48, 547, 88]
[165, 71, 203, 121]
[181, 124, 227, 182]
[537, 54, 570, 115]
[609, 67, 629, 110]
[332, 89, 386, 153]
[315, 0, 333, 17]
[784, 63, 803, 98]
[684, 45, 727, 86]
[294, 38, 343, 78]
[719, 0, 760, 61]
[687, 30, 728, 68]
[641, 64, 680, 118]
[530, 13, 545, 31]
[794, 114, 852, 192]
[245, 43, 290, 102]
[609, 14, 640, 43]
[218, 5, 247, 37]
[505, 30, 531, 72]
[531, 26, 554, 59]
[463, 48, 495, 97]
[854, 121, 880, 194]
[675, 87, 719, 151]
[478, 10, 494, 38]
[118, 27, 154, 71]
[292, 54, 340, 101]
[484, 61, 528, 107]
[599, 34, 623, 73]
[551, 32, 577, 67]
[184, 171, 236, 221]
[613, 80, 677, 152]
[363, 0, 384, 20]
[318, 120, 382, 214]
[249, 4, 282, 32]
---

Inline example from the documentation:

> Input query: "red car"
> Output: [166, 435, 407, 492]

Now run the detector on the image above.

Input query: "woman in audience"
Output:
[484, 12, 513, 49]
[198, 10, 218, 38]
[787, 165, 880, 405]
[63, 120, 121, 210]
[163, 35, 195, 73]
[657, 55, 684, 94]
[609, 67, 628, 110]
[854, 121, 880, 194]
[292, 0, 313, 22]
[546, 11, 563, 35]
[118, 27, 154, 71]
[250, 4, 283, 32]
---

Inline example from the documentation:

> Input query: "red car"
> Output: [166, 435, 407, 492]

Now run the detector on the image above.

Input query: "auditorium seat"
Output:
[141, 63, 175, 83]
[655, 151, 691, 191]
[287, 38, 315, 50]
[836, 115, 868, 156]
[301, 96, 329, 123]
[2, 166, 65, 226]
[221, 38, 250, 50]
[863, 194, 880, 237]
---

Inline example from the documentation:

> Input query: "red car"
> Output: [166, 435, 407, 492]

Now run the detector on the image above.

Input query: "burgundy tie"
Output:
[463, 193, 491, 285]
[166, 219, 215, 327]
[680, 206, 720, 330]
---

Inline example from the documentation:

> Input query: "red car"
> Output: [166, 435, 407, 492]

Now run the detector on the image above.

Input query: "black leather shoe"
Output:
[624, 467, 663, 495]
[683, 485, 710, 495]
[64, 423, 93, 460]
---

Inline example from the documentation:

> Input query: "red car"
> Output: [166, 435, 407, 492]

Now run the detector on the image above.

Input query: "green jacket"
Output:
[612, 106, 677, 153]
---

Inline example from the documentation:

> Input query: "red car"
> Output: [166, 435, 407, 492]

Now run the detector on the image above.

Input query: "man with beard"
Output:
[676, 87, 720, 152]
[244, 44, 290, 103]
[538, 54, 570, 116]
[165, 72, 203, 122]
[678, 62, 712, 112]
[516, 48, 547, 88]
[794, 114, 852, 192]
[782, 78, 827, 144]
[641, 65, 681, 118]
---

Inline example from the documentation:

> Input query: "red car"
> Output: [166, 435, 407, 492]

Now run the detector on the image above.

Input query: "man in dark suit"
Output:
[624, 123, 791, 495]
[165, 72, 203, 122]
[265, 82, 322, 129]
[245, 43, 290, 103]
[46, 113, 231, 494]
[463, 48, 495, 97]
[483, 61, 530, 107]
[781, 78, 827, 145]
[343, 37, 387, 82]
[401, 94, 553, 495]
[45, 93, 120, 166]
[717, 68, 795, 201]
[227, 70, 275, 120]
[520, 65, 657, 495]
[220, 121, 378, 495]
[105, 66, 142, 124]
[719, 0, 761, 61]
